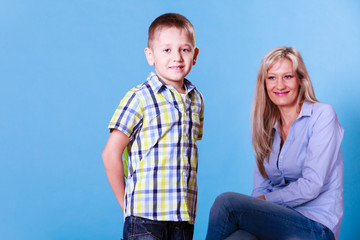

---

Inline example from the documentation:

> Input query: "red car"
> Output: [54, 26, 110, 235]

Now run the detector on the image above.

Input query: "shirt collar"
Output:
[183, 79, 196, 93]
[146, 72, 164, 93]
[273, 100, 313, 131]
[298, 100, 313, 118]
[146, 72, 196, 93]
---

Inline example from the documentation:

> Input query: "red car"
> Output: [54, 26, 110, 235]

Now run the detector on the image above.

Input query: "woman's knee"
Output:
[216, 192, 250, 204]
[212, 192, 235, 208]
[211, 192, 256, 214]
[209, 192, 233, 217]
[211, 192, 246, 214]
[208, 192, 253, 237]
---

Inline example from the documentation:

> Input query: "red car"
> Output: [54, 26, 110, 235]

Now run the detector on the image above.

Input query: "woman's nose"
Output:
[276, 78, 285, 89]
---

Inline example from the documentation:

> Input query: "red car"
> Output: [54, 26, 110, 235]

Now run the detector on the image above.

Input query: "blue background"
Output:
[1, 0, 359, 239]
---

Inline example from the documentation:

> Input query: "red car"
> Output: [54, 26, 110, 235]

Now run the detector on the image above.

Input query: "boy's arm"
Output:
[102, 129, 130, 212]
[197, 94, 205, 140]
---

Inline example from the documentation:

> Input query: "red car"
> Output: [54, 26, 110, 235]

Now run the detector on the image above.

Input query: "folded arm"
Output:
[102, 129, 130, 212]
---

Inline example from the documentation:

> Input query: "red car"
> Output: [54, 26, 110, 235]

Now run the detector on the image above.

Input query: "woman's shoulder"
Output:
[306, 102, 343, 132]
[310, 101, 337, 118]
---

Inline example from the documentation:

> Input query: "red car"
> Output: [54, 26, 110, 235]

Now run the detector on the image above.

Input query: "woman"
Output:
[206, 47, 344, 240]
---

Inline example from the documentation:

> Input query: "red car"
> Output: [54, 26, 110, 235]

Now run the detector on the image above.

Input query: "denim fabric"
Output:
[206, 193, 335, 240]
[123, 216, 194, 240]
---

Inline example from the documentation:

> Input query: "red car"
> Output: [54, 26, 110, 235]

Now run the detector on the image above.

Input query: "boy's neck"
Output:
[157, 76, 186, 94]
[173, 82, 186, 94]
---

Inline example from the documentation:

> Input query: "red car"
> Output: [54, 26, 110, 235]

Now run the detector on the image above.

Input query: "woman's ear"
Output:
[144, 47, 154, 66]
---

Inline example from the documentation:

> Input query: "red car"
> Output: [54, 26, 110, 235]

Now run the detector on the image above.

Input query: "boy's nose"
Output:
[172, 51, 183, 61]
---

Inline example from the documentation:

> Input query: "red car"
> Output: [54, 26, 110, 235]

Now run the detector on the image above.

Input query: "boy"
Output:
[102, 13, 204, 240]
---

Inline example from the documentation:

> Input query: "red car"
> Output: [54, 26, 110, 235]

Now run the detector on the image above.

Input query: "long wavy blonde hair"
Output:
[252, 47, 318, 178]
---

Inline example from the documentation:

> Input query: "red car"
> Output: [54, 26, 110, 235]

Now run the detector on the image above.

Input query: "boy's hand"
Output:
[102, 129, 130, 212]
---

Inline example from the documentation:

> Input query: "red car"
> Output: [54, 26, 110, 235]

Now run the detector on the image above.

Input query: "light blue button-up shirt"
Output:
[252, 101, 344, 239]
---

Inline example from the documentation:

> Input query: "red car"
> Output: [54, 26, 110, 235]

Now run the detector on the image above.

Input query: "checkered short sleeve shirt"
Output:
[108, 72, 204, 224]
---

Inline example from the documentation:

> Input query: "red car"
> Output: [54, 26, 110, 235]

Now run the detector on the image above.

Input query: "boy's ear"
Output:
[145, 47, 154, 66]
[192, 48, 199, 66]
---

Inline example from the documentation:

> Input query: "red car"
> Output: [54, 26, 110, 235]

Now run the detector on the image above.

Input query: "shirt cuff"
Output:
[264, 191, 283, 205]
[108, 124, 132, 138]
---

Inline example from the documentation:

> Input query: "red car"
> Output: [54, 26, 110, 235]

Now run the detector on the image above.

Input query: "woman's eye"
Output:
[284, 75, 293, 79]
[267, 76, 275, 80]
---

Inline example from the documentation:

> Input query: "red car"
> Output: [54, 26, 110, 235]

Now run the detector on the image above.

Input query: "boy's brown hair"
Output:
[148, 13, 196, 48]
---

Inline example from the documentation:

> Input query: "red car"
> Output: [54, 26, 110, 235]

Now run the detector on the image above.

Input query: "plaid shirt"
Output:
[108, 72, 204, 224]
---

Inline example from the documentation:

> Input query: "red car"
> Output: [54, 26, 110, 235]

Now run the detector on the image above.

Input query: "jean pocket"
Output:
[309, 220, 335, 240]
[132, 232, 161, 240]
[130, 216, 164, 240]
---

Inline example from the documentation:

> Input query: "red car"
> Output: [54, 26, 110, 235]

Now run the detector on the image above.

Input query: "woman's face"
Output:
[265, 58, 301, 110]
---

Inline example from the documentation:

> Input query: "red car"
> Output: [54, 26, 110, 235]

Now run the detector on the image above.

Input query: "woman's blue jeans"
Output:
[205, 192, 335, 240]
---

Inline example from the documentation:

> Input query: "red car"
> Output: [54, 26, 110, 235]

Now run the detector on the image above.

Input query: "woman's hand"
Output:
[257, 195, 266, 200]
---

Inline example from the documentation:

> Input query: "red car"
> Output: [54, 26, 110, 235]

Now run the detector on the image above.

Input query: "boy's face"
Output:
[145, 27, 199, 91]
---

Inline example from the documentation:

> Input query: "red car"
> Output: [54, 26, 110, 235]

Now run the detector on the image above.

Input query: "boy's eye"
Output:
[182, 48, 190, 52]
[163, 49, 170, 53]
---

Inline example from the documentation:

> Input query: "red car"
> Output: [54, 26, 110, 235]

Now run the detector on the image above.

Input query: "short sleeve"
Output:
[108, 90, 143, 140]
[197, 93, 205, 141]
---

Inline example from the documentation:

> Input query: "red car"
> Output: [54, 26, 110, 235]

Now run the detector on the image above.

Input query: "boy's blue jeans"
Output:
[206, 192, 335, 240]
[123, 216, 194, 240]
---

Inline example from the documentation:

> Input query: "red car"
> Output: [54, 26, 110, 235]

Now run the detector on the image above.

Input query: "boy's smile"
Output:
[145, 27, 199, 93]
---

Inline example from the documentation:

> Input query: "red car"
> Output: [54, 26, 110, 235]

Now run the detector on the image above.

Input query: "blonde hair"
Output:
[148, 13, 196, 48]
[252, 46, 318, 178]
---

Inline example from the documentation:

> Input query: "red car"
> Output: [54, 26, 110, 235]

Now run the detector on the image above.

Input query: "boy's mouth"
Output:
[169, 66, 184, 70]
